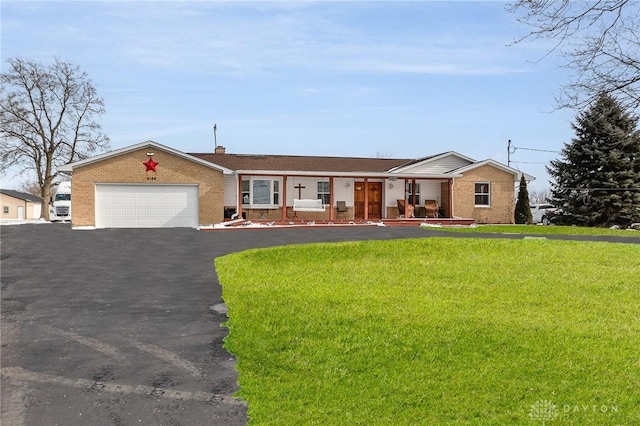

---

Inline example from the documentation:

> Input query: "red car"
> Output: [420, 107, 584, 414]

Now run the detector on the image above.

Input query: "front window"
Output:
[242, 178, 281, 207]
[273, 180, 279, 205]
[252, 179, 271, 204]
[475, 182, 490, 206]
[55, 193, 70, 201]
[407, 182, 420, 205]
[242, 180, 250, 204]
[317, 181, 330, 205]
[3, 206, 8, 214]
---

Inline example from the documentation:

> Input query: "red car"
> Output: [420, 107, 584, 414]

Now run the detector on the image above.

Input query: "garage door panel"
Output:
[149, 217, 162, 227]
[172, 196, 187, 208]
[96, 184, 199, 228]
[124, 217, 139, 227]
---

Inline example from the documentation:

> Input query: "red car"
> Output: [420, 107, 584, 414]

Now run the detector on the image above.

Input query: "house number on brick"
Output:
[143, 157, 158, 181]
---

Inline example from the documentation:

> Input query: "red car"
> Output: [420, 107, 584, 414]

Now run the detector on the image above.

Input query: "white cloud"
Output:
[15, 1, 537, 77]
[1, 0, 569, 187]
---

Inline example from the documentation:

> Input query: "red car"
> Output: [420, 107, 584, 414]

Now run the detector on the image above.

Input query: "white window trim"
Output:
[407, 182, 421, 204]
[474, 182, 491, 207]
[241, 177, 281, 208]
[316, 179, 330, 206]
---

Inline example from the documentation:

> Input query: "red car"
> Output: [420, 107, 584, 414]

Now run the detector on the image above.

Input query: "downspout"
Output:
[235, 173, 243, 220]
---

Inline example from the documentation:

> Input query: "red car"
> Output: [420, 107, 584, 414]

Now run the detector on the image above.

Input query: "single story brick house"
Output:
[0, 189, 44, 220]
[58, 140, 534, 228]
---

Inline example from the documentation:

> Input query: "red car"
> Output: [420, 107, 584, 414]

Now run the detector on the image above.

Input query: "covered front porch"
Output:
[228, 173, 463, 223]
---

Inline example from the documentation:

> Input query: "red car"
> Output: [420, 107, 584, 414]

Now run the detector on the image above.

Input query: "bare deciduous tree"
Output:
[0, 57, 109, 219]
[508, 0, 640, 110]
[20, 180, 45, 197]
[529, 188, 552, 204]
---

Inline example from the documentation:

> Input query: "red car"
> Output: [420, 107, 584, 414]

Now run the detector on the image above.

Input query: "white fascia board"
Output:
[519, 172, 536, 181]
[235, 170, 460, 179]
[455, 159, 536, 181]
[397, 172, 463, 179]
[388, 151, 476, 173]
[236, 170, 391, 177]
[57, 141, 232, 174]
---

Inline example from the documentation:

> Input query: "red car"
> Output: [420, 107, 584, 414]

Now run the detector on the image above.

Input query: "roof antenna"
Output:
[214, 124, 218, 150]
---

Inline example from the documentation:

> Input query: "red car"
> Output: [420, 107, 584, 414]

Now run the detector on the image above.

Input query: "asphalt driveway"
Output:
[0, 223, 432, 426]
[2, 223, 638, 425]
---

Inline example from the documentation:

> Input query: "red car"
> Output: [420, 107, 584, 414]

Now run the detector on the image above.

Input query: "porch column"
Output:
[403, 178, 409, 217]
[329, 176, 335, 221]
[412, 178, 417, 209]
[282, 175, 288, 220]
[363, 177, 369, 221]
[448, 178, 454, 218]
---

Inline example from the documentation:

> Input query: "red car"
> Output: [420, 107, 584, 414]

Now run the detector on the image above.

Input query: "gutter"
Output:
[234, 170, 463, 179]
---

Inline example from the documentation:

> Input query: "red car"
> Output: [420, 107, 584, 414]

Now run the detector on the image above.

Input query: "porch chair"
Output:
[336, 200, 348, 218]
[396, 199, 415, 218]
[424, 199, 439, 218]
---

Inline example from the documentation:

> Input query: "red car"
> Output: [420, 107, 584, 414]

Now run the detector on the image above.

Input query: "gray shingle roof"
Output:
[189, 153, 416, 173]
[0, 189, 43, 203]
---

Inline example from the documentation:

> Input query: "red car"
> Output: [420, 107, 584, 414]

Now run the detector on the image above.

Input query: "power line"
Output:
[513, 146, 560, 154]
[511, 161, 549, 165]
[507, 139, 560, 168]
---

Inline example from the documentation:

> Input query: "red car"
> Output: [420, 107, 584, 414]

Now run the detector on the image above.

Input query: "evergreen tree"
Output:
[514, 175, 533, 224]
[547, 93, 640, 227]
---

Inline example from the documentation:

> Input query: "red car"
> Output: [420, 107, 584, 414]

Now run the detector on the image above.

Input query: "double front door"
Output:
[353, 182, 382, 220]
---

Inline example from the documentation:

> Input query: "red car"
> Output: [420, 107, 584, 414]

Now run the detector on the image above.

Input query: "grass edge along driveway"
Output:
[216, 238, 639, 425]
[434, 224, 640, 237]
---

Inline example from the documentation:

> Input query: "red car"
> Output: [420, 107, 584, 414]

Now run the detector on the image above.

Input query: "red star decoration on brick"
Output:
[143, 158, 158, 172]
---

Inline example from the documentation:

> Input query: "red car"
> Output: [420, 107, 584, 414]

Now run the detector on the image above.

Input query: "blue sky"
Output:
[2, 1, 576, 191]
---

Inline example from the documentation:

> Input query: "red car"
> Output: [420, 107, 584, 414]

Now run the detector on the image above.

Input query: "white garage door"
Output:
[95, 184, 199, 228]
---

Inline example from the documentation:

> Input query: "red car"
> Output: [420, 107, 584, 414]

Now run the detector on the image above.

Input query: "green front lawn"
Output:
[434, 224, 640, 237]
[216, 238, 640, 425]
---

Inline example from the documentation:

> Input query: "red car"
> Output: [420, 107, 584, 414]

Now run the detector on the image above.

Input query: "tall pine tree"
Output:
[547, 93, 640, 227]
[514, 175, 533, 224]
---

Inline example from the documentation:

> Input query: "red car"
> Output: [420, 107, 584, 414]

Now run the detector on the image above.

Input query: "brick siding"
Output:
[453, 165, 516, 224]
[71, 147, 224, 227]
